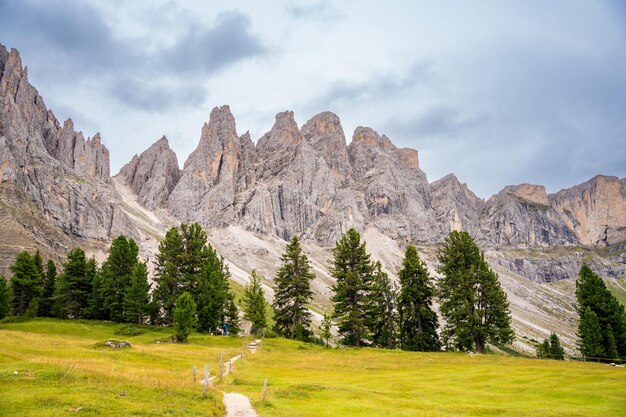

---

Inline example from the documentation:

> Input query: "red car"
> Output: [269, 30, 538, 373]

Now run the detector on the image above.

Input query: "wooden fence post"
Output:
[262, 378, 268, 401]
[203, 364, 208, 396]
[219, 352, 223, 380]
[193, 365, 196, 384]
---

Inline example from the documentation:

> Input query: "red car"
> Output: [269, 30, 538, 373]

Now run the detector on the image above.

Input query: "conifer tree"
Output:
[437, 231, 514, 353]
[88, 267, 106, 320]
[320, 314, 333, 348]
[272, 236, 315, 339]
[224, 294, 240, 336]
[398, 245, 440, 351]
[153, 227, 185, 323]
[38, 260, 57, 317]
[101, 236, 139, 322]
[0, 275, 11, 319]
[368, 262, 398, 348]
[578, 307, 605, 359]
[243, 270, 268, 335]
[33, 250, 44, 278]
[124, 262, 150, 324]
[10, 251, 42, 316]
[576, 264, 626, 359]
[606, 324, 620, 361]
[173, 292, 197, 342]
[54, 248, 92, 318]
[330, 228, 374, 347]
[196, 246, 231, 333]
[538, 332, 565, 360]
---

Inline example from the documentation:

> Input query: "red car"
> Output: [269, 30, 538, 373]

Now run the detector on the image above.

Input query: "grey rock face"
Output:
[117, 136, 180, 209]
[0, 44, 136, 242]
[430, 173, 484, 237]
[479, 184, 577, 246]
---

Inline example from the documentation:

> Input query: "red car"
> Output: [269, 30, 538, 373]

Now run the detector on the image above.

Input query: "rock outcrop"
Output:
[0, 44, 137, 256]
[117, 136, 180, 210]
[430, 174, 484, 237]
[549, 175, 626, 245]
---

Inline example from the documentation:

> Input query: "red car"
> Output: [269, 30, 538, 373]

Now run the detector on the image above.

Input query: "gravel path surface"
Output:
[223, 392, 258, 417]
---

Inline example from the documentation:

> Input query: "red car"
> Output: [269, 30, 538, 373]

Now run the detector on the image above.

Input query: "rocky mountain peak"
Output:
[255, 111, 302, 179]
[430, 173, 484, 236]
[350, 126, 394, 150]
[302, 111, 350, 181]
[503, 183, 549, 206]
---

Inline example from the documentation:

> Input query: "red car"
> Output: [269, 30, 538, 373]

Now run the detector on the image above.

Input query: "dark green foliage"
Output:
[437, 231, 514, 353]
[272, 236, 315, 339]
[536, 333, 565, 360]
[33, 250, 44, 278]
[224, 295, 240, 335]
[124, 262, 150, 324]
[10, 251, 42, 316]
[578, 307, 605, 359]
[368, 262, 398, 349]
[173, 292, 197, 342]
[575, 264, 626, 359]
[0, 275, 10, 319]
[54, 248, 92, 319]
[101, 236, 139, 322]
[154, 223, 238, 333]
[38, 260, 57, 317]
[320, 314, 333, 347]
[398, 246, 440, 351]
[243, 270, 268, 336]
[88, 268, 106, 320]
[330, 228, 374, 347]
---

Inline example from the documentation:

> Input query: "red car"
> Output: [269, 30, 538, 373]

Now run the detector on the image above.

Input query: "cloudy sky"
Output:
[1, 0, 625, 197]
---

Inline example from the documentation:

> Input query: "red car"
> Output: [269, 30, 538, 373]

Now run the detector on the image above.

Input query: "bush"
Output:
[114, 325, 145, 336]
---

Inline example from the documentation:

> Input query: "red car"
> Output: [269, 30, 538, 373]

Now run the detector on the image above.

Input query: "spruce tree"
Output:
[320, 314, 333, 348]
[173, 292, 197, 342]
[124, 262, 150, 324]
[606, 324, 619, 361]
[38, 260, 57, 317]
[101, 236, 139, 322]
[330, 228, 374, 347]
[398, 245, 440, 351]
[0, 275, 11, 319]
[537, 333, 566, 360]
[437, 231, 514, 353]
[575, 264, 626, 359]
[272, 236, 315, 339]
[88, 267, 106, 320]
[243, 270, 268, 336]
[10, 251, 42, 316]
[368, 262, 398, 349]
[578, 307, 605, 359]
[54, 248, 92, 318]
[196, 246, 231, 333]
[33, 250, 44, 278]
[153, 227, 185, 324]
[224, 294, 240, 336]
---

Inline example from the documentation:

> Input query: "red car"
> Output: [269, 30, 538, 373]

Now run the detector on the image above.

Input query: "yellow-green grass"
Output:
[228, 338, 626, 417]
[0, 318, 250, 416]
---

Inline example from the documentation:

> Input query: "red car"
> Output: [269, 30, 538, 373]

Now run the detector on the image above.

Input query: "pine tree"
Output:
[243, 270, 268, 336]
[398, 245, 440, 351]
[320, 314, 333, 348]
[196, 246, 232, 333]
[54, 248, 92, 318]
[124, 262, 150, 324]
[578, 307, 605, 359]
[437, 231, 514, 353]
[10, 251, 42, 316]
[536, 339, 551, 359]
[272, 236, 315, 339]
[33, 250, 44, 278]
[0, 275, 12, 319]
[330, 228, 374, 347]
[576, 264, 626, 358]
[548, 332, 565, 360]
[173, 292, 197, 342]
[606, 324, 619, 361]
[368, 262, 398, 349]
[224, 294, 240, 336]
[38, 260, 57, 317]
[88, 267, 106, 320]
[101, 236, 139, 322]
[153, 227, 185, 324]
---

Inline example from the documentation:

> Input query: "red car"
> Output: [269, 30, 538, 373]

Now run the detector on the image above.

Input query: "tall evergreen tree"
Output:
[368, 262, 398, 348]
[10, 251, 42, 316]
[101, 236, 139, 322]
[243, 270, 268, 335]
[38, 260, 57, 317]
[196, 246, 231, 333]
[54, 248, 92, 318]
[173, 292, 197, 342]
[576, 264, 626, 359]
[88, 267, 106, 320]
[224, 294, 240, 336]
[153, 227, 185, 324]
[320, 314, 333, 348]
[0, 275, 11, 319]
[124, 262, 150, 324]
[578, 307, 605, 359]
[330, 228, 375, 347]
[272, 236, 315, 339]
[398, 245, 440, 351]
[437, 231, 514, 353]
[33, 251, 44, 278]
[537, 333, 565, 360]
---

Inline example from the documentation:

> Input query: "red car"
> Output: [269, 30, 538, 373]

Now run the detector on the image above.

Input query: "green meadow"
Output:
[1, 319, 625, 416]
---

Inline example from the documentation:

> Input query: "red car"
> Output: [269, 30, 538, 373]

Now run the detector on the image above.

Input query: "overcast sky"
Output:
[1, 0, 625, 198]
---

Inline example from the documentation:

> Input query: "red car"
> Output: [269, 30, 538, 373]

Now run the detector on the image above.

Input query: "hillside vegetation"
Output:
[1, 319, 625, 416]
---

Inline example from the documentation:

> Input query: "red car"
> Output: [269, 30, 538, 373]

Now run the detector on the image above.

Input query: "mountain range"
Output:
[2, 43, 625, 353]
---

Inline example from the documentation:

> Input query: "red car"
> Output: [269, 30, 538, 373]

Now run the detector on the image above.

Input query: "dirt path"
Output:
[223, 392, 258, 417]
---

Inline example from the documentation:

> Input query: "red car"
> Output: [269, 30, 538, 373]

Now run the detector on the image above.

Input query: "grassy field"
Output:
[229, 338, 626, 417]
[1, 319, 626, 417]
[0, 319, 249, 416]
